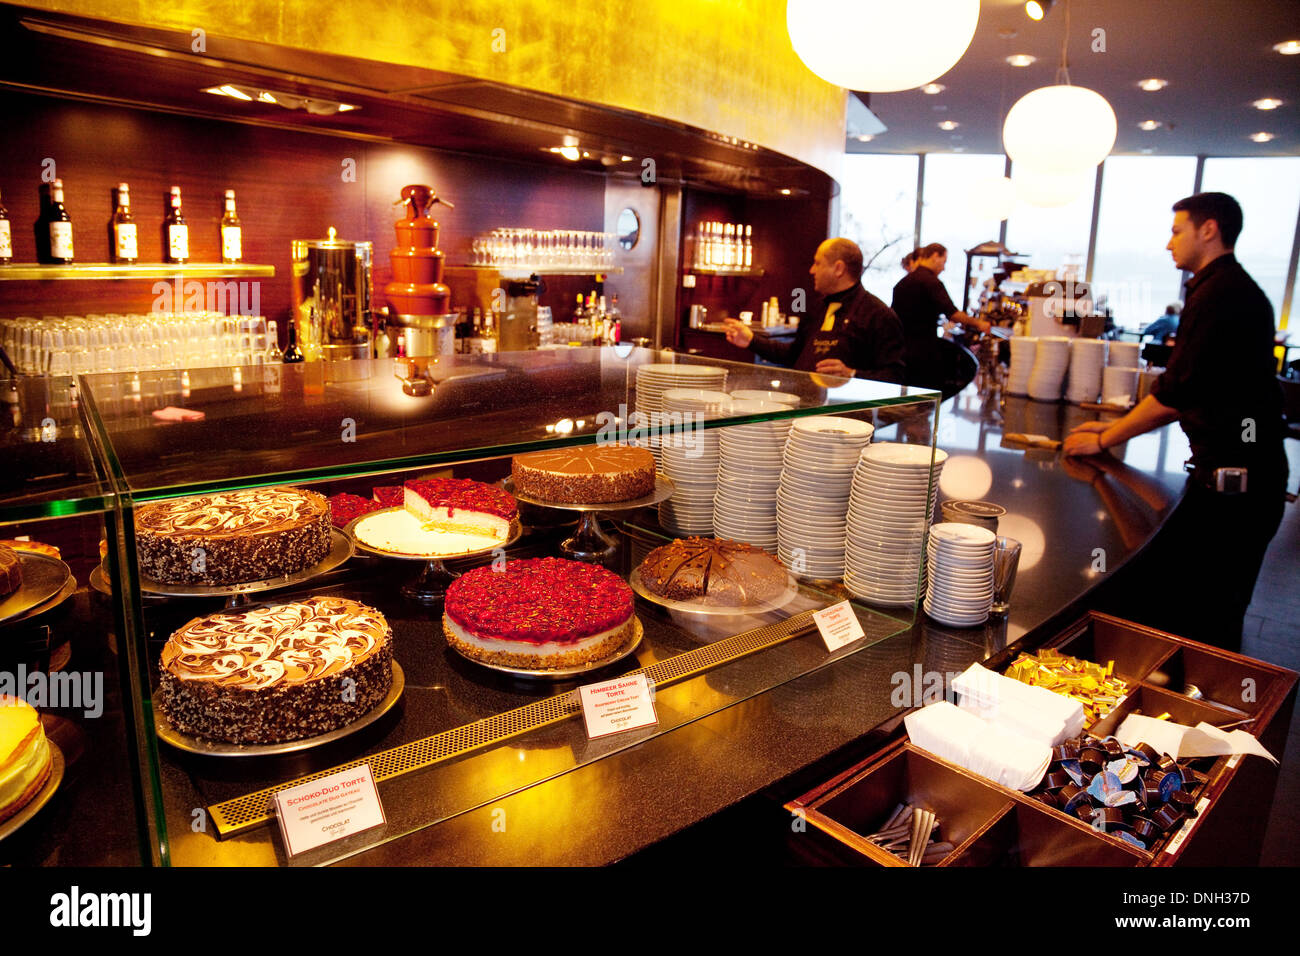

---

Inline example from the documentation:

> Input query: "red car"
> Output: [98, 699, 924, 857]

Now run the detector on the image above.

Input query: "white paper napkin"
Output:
[1116, 713, 1277, 764]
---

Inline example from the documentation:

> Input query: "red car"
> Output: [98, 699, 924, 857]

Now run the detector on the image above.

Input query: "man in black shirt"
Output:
[722, 238, 905, 383]
[1064, 192, 1287, 651]
[890, 242, 991, 388]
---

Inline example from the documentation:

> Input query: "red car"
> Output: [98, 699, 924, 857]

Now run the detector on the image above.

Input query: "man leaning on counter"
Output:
[723, 238, 905, 383]
[1064, 192, 1288, 652]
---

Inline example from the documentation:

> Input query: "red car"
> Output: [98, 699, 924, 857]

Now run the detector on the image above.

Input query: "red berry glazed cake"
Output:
[442, 557, 636, 670]
[403, 478, 517, 537]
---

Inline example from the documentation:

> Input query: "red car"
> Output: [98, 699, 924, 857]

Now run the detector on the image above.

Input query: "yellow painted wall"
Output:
[24, 0, 846, 178]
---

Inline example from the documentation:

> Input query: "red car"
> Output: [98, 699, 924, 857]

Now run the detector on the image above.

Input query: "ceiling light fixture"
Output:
[1137, 120, 1163, 131]
[557, 146, 580, 160]
[1250, 132, 1275, 143]
[1253, 98, 1283, 110]
[855, 134, 875, 142]
[1025, 0, 1054, 21]
[1006, 54, 1037, 67]
[1273, 40, 1300, 55]
[779, 188, 793, 195]
[202, 84, 358, 115]
[1137, 78, 1168, 91]
[921, 83, 946, 94]
[938, 120, 960, 130]
[786, 0, 980, 92]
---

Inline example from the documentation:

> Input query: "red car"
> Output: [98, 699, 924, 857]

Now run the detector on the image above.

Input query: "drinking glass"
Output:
[990, 536, 1022, 615]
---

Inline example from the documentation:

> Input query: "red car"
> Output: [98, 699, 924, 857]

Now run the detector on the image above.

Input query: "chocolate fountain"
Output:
[382, 184, 456, 357]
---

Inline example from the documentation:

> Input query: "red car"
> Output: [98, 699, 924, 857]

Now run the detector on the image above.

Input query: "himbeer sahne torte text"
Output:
[637, 537, 788, 606]
[511, 445, 656, 504]
[443, 557, 635, 670]
[135, 487, 331, 585]
[0, 696, 53, 823]
[159, 596, 393, 744]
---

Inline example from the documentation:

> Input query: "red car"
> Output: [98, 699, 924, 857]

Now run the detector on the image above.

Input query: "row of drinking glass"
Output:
[1, 313, 279, 377]
[470, 229, 614, 271]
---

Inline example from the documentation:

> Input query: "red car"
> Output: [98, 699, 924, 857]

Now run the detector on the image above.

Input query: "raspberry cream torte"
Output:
[159, 596, 393, 744]
[443, 557, 635, 670]
[0, 696, 53, 824]
[403, 478, 517, 536]
[136, 487, 331, 586]
[638, 537, 788, 606]
[512, 445, 656, 503]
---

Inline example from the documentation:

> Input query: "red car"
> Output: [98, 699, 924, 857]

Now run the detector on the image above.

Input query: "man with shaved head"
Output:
[723, 237, 905, 382]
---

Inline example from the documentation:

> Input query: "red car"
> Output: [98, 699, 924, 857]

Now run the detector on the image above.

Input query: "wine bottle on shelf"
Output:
[221, 189, 242, 263]
[0, 189, 11, 264]
[45, 178, 75, 265]
[283, 315, 305, 363]
[743, 224, 753, 270]
[110, 183, 137, 264]
[163, 185, 189, 264]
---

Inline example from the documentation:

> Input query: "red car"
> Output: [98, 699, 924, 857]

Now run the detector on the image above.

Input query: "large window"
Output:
[1201, 158, 1300, 323]
[1005, 164, 1097, 294]
[837, 153, 918, 300]
[918, 153, 1009, 310]
[1091, 156, 1199, 332]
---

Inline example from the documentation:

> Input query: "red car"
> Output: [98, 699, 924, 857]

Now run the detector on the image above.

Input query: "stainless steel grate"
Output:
[209, 609, 818, 837]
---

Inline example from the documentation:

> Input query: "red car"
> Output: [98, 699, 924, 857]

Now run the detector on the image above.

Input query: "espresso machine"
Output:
[496, 276, 542, 351]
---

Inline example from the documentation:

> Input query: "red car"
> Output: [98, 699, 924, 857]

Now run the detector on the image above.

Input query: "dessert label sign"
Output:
[814, 601, 865, 651]
[273, 763, 386, 857]
[578, 673, 658, 739]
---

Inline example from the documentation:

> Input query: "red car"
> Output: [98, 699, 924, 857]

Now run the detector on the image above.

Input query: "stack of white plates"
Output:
[729, 388, 800, 406]
[1107, 341, 1142, 369]
[633, 363, 728, 465]
[712, 400, 791, 550]
[924, 523, 995, 627]
[1027, 336, 1071, 402]
[1101, 365, 1139, 406]
[657, 388, 731, 535]
[776, 416, 874, 578]
[1006, 337, 1037, 396]
[844, 443, 948, 606]
[1065, 338, 1108, 404]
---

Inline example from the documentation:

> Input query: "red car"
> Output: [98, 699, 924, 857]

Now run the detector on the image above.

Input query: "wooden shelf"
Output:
[0, 263, 276, 281]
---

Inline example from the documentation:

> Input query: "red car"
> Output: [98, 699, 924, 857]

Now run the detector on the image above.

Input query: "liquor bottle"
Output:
[111, 183, 137, 264]
[282, 317, 305, 363]
[45, 179, 75, 265]
[0, 189, 11, 264]
[221, 189, 242, 263]
[163, 186, 189, 264]
[572, 293, 586, 324]
[743, 225, 753, 270]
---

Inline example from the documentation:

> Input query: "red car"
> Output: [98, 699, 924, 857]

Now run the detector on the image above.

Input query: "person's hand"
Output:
[1069, 420, 1110, 435]
[814, 359, 855, 379]
[722, 318, 754, 348]
[1062, 430, 1106, 457]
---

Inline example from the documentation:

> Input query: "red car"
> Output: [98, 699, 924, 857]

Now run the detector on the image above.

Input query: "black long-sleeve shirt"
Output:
[1149, 253, 1286, 476]
[749, 284, 905, 383]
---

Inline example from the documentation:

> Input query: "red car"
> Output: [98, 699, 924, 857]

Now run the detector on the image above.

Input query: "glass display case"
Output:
[0, 373, 162, 865]
[11, 348, 941, 865]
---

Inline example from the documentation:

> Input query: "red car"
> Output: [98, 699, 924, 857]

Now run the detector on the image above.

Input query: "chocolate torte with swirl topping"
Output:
[637, 537, 787, 606]
[0, 544, 21, 598]
[443, 557, 635, 670]
[512, 445, 656, 503]
[159, 596, 393, 744]
[136, 487, 331, 585]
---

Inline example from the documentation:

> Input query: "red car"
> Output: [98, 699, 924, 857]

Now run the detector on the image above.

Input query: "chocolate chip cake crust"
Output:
[512, 445, 656, 503]
[136, 487, 331, 585]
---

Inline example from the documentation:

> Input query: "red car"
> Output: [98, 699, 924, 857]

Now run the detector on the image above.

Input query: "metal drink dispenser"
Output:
[291, 227, 373, 360]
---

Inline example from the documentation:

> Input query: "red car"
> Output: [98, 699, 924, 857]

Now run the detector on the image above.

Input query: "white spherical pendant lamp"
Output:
[1012, 165, 1093, 208]
[1002, 84, 1117, 172]
[965, 176, 1016, 221]
[786, 0, 980, 92]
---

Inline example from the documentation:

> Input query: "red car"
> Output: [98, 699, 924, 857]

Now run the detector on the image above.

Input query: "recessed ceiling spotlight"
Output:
[1253, 98, 1283, 110]
[550, 145, 580, 160]
[1273, 40, 1300, 55]
[1025, 0, 1054, 21]
[779, 188, 793, 195]
[1138, 78, 1168, 91]
[938, 120, 960, 130]
[1250, 132, 1275, 143]
[855, 134, 875, 142]
[1137, 120, 1163, 131]
[1006, 54, 1037, 67]
[921, 83, 946, 95]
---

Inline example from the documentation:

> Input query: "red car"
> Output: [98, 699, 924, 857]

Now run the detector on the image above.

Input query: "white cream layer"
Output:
[444, 615, 627, 656]
[0, 731, 50, 811]
[355, 509, 504, 556]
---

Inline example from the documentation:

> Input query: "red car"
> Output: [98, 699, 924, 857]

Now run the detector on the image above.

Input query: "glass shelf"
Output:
[688, 266, 764, 277]
[0, 263, 276, 281]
